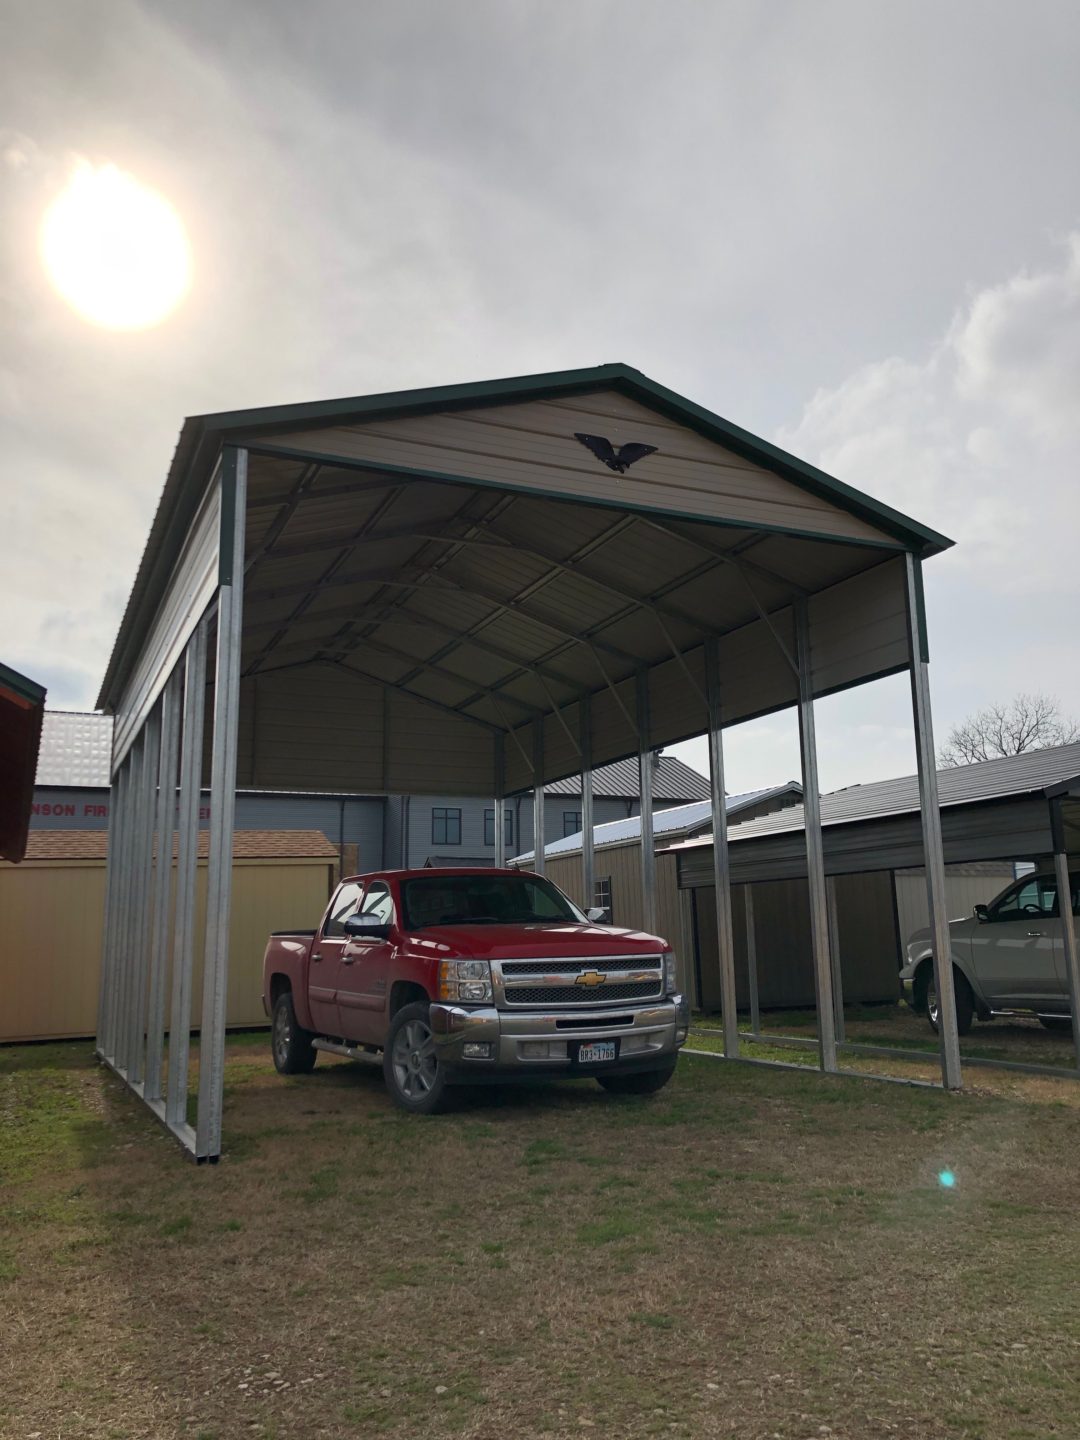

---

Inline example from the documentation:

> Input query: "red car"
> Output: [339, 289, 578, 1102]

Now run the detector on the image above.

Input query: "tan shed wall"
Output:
[893, 865, 1015, 950]
[266, 391, 898, 545]
[0, 856, 336, 1043]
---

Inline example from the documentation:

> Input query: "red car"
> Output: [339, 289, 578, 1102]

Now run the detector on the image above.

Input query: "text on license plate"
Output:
[579, 1041, 616, 1064]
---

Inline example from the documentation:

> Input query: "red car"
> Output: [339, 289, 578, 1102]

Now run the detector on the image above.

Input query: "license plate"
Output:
[578, 1040, 616, 1064]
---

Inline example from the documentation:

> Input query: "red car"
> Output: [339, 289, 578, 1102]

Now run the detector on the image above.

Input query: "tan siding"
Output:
[0, 856, 335, 1043]
[265, 391, 898, 546]
[893, 865, 1015, 949]
[806, 558, 910, 696]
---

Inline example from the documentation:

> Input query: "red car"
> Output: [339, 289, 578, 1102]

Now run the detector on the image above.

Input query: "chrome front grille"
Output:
[495, 955, 665, 1008]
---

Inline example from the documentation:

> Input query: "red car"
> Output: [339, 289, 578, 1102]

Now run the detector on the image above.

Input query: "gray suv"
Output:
[900, 871, 1076, 1034]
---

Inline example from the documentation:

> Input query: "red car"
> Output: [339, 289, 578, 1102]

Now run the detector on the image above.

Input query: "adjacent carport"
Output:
[671, 741, 1080, 1076]
[94, 363, 963, 1159]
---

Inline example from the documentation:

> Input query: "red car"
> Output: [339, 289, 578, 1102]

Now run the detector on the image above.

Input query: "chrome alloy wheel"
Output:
[273, 1002, 292, 1067]
[391, 1017, 438, 1099]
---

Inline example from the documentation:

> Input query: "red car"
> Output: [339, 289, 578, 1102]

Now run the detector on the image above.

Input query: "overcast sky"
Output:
[2, 0, 1079, 796]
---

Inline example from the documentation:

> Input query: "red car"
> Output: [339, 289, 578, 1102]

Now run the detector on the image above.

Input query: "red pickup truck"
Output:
[262, 867, 689, 1113]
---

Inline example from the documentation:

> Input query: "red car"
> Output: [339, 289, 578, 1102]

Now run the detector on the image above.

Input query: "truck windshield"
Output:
[400, 874, 586, 930]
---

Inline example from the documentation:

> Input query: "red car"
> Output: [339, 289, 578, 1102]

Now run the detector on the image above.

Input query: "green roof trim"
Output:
[0, 660, 47, 707]
[97, 363, 954, 709]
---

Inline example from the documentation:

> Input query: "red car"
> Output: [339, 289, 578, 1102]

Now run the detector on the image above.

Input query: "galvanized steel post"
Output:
[166, 619, 209, 1133]
[826, 875, 846, 1045]
[129, 706, 162, 1088]
[532, 719, 545, 875]
[905, 554, 962, 1091]
[637, 670, 658, 936]
[195, 447, 247, 1161]
[97, 761, 124, 1057]
[144, 671, 182, 1103]
[793, 599, 839, 1074]
[580, 694, 595, 913]
[1049, 798, 1080, 1072]
[493, 733, 506, 868]
[705, 637, 739, 1056]
[744, 885, 760, 1037]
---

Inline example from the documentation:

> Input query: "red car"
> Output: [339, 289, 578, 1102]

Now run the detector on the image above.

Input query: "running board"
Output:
[312, 1038, 382, 1064]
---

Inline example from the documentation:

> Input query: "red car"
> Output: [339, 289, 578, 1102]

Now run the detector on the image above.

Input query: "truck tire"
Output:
[383, 1001, 451, 1115]
[597, 1062, 677, 1096]
[1040, 1015, 1072, 1033]
[925, 965, 974, 1037]
[272, 991, 317, 1075]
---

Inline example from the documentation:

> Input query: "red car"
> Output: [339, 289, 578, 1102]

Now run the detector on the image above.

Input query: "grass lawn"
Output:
[3, 1034, 1080, 1439]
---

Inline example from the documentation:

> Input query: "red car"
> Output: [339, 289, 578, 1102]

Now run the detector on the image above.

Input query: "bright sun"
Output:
[40, 162, 192, 330]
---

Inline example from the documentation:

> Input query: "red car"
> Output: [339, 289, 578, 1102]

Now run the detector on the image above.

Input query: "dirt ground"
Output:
[3, 1031, 1080, 1440]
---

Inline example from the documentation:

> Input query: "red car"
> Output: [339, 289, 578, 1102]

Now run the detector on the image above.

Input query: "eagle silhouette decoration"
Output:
[573, 432, 658, 474]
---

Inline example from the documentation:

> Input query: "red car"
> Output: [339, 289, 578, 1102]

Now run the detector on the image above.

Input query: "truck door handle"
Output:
[1027, 931, 1045, 938]
[312, 952, 322, 962]
[340, 955, 355, 965]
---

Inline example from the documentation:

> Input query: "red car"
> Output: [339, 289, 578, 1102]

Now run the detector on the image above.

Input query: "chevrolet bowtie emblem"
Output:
[574, 970, 607, 987]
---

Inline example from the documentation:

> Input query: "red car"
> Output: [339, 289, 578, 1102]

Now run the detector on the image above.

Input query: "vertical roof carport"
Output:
[94, 363, 960, 1160]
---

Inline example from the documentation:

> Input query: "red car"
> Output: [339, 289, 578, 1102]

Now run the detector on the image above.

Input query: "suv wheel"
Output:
[925, 966, 975, 1036]
[597, 1062, 677, 1096]
[383, 1001, 451, 1114]
[272, 991, 317, 1074]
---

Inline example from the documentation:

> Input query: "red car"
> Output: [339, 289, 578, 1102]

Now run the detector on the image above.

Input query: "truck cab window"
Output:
[323, 881, 362, 937]
[360, 881, 395, 926]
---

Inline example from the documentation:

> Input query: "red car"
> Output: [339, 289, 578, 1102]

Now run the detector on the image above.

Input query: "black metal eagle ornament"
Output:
[573, 432, 658, 474]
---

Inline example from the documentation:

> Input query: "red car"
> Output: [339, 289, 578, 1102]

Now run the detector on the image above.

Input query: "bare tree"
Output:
[939, 693, 1080, 767]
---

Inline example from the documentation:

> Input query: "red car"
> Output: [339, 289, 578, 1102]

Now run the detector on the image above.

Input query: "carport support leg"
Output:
[705, 637, 739, 1056]
[826, 876, 846, 1044]
[166, 620, 209, 1132]
[794, 601, 838, 1074]
[905, 554, 962, 1091]
[637, 670, 658, 937]
[532, 719, 545, 874]
[493, 734, 506, 868]
[580, 695, 595, 911]
[744, 886, 760, 1037]
[1049, 799, 1080, 1072]
[195, 447, 247, 1162]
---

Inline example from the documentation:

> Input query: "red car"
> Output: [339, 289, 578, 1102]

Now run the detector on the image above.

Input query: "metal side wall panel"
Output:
[112, 472, 222, 773]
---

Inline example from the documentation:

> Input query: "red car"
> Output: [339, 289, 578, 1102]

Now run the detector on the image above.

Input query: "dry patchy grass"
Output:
[3, 1033, 1080, 1440]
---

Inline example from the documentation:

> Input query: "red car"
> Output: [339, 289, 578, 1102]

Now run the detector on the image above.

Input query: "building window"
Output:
[484, 806, 514, 848]
[563, 810, 582, 837]
[432, 807, 461, 846]
[593, 877, 612, 923]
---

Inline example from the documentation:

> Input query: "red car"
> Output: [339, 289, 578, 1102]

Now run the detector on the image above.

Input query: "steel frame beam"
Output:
[705, 637, 739, 1056]
[196, 447, 247, 1161]
[493, 734, 506, 869]
[637, 670, 658, 937]
[1049, 797, 1080, 1071]
[743, 885, 760, 1038]
[794, 599, 839, 1073]
[532, 720, 546, 875]
[581, 695, 595, 914]
[905, 554, 962, 1091]
[144, 675, 181, 1102]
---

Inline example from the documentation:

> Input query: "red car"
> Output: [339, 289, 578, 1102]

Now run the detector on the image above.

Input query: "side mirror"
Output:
[343, 913, 391, 939]
[974, 903, 989, 923]
[586, 906, 609, 924]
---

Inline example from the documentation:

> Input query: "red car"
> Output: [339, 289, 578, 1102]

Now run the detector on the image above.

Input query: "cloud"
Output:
[776, 235, 1080, 592]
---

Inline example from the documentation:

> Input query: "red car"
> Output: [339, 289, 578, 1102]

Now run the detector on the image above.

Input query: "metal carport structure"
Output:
[94, 362, 962, 1159]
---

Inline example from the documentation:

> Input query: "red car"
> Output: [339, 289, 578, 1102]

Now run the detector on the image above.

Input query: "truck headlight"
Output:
[663, 950, 677, 995]
[437, 959, 493, 1003]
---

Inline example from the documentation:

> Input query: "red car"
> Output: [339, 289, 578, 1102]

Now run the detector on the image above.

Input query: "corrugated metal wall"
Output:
[693, 873, 900, 1010]
[0, 855, 336, 1043]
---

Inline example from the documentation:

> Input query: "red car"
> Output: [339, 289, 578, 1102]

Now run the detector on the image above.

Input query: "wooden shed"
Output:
[0, 829, 338, 1043]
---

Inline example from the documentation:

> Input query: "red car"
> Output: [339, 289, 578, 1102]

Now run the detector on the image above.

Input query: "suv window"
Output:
[323, 882, 363, 937]
[989, 876, 1058, 922]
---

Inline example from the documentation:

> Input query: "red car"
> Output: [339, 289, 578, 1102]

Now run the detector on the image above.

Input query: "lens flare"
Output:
[938, 1169, 956, 1188]
[40, 161, 191, 330]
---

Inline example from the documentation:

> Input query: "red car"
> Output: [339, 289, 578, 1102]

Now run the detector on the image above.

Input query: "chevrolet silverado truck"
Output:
[262, 867, 689, 1113]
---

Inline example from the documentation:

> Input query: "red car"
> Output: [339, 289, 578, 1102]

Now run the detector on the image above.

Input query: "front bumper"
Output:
[429, 994, 690, 1081]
